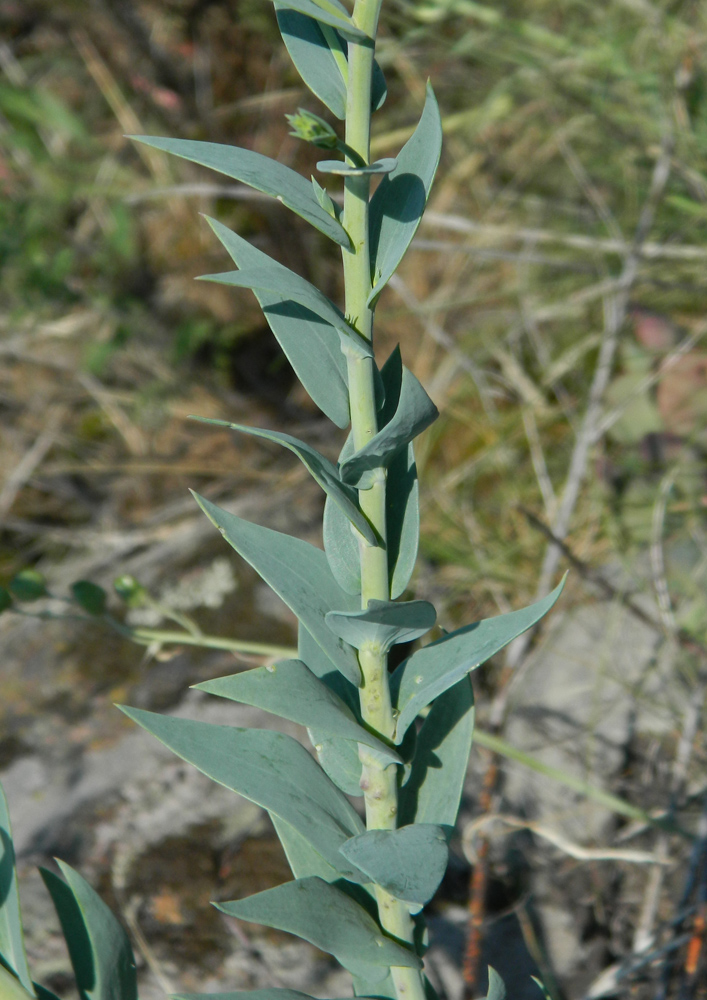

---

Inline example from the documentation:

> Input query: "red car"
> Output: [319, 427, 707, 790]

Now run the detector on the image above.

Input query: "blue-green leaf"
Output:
[325, 600, 436, 653]
[368, 83, 442, 304]
[276, 7, 385, 120]
[40, 861, 137, 1000]
[277, 6, 348, 119]
[317, 158, 396, 175]
[270, 814, 343, 882]
[352, 972, 396, 1000]
[308, 732, 363, 796]
[128, 137, 350, 247]
[484, 968, 507, 1000]
[193, 492, 361, 684]
[195, 659, 400, 764]
[399, 677, 474, 834]
[118, 707, 366, 881]
[297, 625, 358, 709]
[199, 267, 372, 360]
[0, 966, 34, 1000]
[339, 824, 448, 908]
[392, 580, 565, 741]
[174, 992, 357, 1000]
[322, 431, 360, 595]
[191, 416, 375, 544]
[204, 217, 349, 427]
[217, 877, 421, 979]
[268, 0, 368, 40]
[339, 366, 438, 488]
[323, 348, 420, 597]
[0, 784, 33, 994]
[387, 441, 419, 599]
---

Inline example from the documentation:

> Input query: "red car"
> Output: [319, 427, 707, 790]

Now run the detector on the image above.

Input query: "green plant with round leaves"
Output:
[0, 2, 565, 998]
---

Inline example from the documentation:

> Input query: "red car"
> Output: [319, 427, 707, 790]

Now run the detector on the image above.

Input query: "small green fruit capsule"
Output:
[9, 569, 47, 602]
[0, 586, 12, 613]
[286, 108, 338, 149]
[113, 574, 147, 607]
[71, 580, 107, 616]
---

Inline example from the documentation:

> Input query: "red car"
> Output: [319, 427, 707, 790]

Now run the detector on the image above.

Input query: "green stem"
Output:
[343, 4, 426, 999]
[108, 619, 295, 659]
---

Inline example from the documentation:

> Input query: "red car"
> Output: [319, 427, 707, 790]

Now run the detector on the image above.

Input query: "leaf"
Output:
[204, 217, 349, 427]
[267, 0, 368, 40]
[339, 366, 438, 488]
[391, 579, 565, 741]
[316, 158, 396, 175]
[195, 659, 400, 765]
[277, 6, 348, 119]
[339, 825, 448, 908]
[173, 992, 359, 1000]
[199, 267, 372, 359]
[8, 571, 46, 602]
[70, 581, 107, 616]
[275, 7, 386, 121]
[352, 972, 396, 1000]
[323, 348, 420, 597]
[297, 625, 358, 709]
[191, 416, 375, 544]
[368, 83, 442, 304]
[0, 587, 11, 614]
[322, 431, 361, 595]
[270, 814, 343, 882]
[193, 492, 361, 684]
[118, 707, 367, 881]
[128, 136, 350, 248]
[387, 442, 419, 599]
[484, 968, 507, 1000]
[399, 677, 475, 834]
[216, 877, 422, 979]
[40, 861, 137, 1000]
[325, 600, 436, 653]
[308, 732, 363, 796]
[0, 965, 34, 1000]
[0, 785, 33, 995]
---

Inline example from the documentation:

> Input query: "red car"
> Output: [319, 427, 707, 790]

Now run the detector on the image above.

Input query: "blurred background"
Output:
[1, 0, 707, 997]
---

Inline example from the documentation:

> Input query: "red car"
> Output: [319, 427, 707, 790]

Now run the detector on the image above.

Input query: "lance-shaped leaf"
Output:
[339, 366, 438, 488]
[484, 969, 507, 1000]
[323, 348, 420, 597]
[325, 600, 436, 653]
[217, 877, 422, 979]
[399, 677, 475, 834]
[309, 733, 363, 796]
[0, 966, 34, 1000]
[296, 627, 366, 795]
[268, 0, 368, 39]
[270, 814, 343, 882]
[118, 707, 367, 881]
[195, 659, 400, 765]
[275, 7, 386, 120]
[40, 861, 137, 1000]
[191, 416, 375, 544]
[174, 992, 363, 1000]
[0, 785, 33, 995]
[298, 625, 358, 709]
[339, 825, 448, 909]
[193, 492, 361, 684]
[317, 158, 397, 175]
[129, 137, 350, 247]
[391, 579, 565, 741]
[200, 267, 372, 360]
[205, 217, 349, 428]
[368, 83, 442, 304]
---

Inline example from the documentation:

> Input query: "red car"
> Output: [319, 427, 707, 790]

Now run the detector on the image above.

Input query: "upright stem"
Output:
[343, 4, 426, 999]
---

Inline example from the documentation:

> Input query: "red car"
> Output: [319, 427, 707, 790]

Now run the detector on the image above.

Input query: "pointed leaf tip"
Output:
[392, 578, 565, 740]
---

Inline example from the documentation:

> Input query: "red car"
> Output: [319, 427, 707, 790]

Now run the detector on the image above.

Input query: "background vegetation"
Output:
[1, 0, 707, 997]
